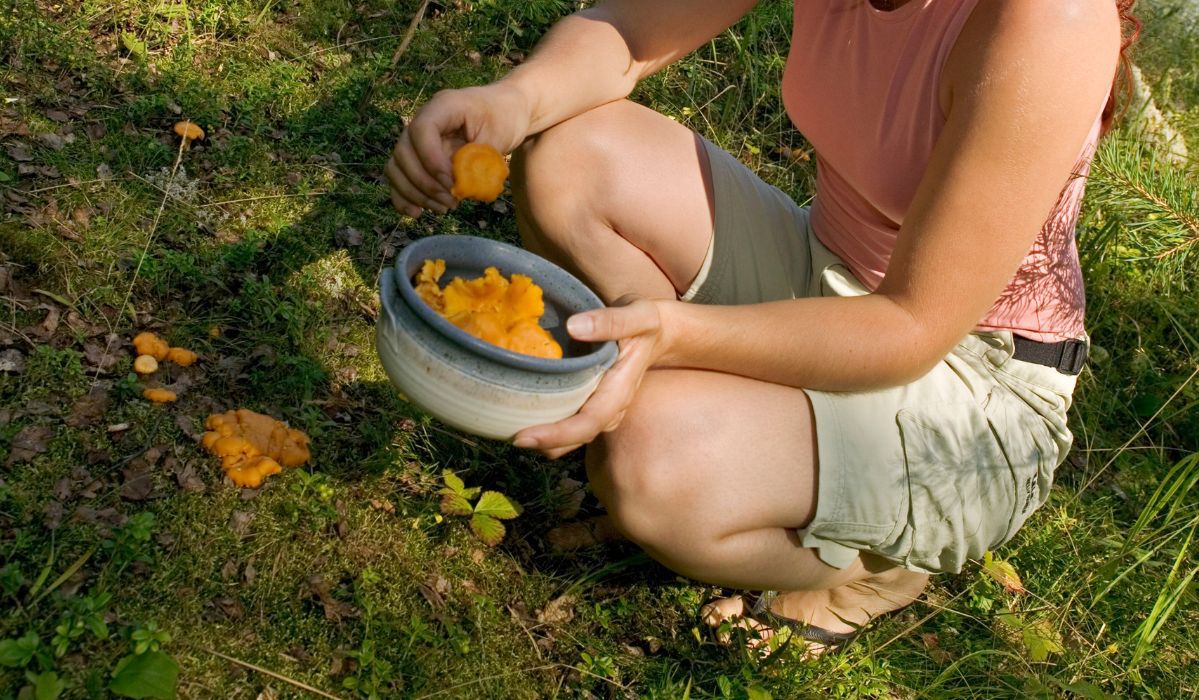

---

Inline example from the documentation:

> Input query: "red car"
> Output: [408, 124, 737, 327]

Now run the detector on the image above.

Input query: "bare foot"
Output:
[700, 567, 929, 655]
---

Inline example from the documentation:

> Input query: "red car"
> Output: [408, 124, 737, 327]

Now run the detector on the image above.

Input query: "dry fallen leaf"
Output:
[536, 594, 577, 625]
[229, 510, 255, 537]
[6, 424, 53, 465]
[173, 460, 206, 493]
[5, 142, 33, 162]
[0, 349, 25, 374]
[120, 448, 163, 501]
[66, 386, 110, 428]
[555, 477, 586, 519]
[546, 515, 622, 553]
[306, 574, 359, 622]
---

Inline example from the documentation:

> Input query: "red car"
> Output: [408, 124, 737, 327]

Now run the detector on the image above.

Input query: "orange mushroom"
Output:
[133, 354, 159, 375]
[414, 259, 562, 359]
[143, 388, 177, 403]
[450, 143, 508, 203]
[166, 347, 198, 366]
[133, 332, 170, 361]
[200, 409, 311, 488]
[174, 121, 205, 143]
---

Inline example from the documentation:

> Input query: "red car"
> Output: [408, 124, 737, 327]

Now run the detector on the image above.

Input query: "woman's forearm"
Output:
[658, 294, 943, 393]
[499, 1, 760, 137]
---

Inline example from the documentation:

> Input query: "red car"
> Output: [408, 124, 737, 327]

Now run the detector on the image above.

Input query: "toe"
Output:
[700, 595, 747, 628]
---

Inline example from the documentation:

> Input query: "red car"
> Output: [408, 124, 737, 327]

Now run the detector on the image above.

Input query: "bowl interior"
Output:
[394, 235, 618, 374]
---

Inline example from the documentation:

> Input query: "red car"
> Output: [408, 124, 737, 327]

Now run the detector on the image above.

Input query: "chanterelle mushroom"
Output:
[201, 409, 311, 488]
[173, 120, 205, 142]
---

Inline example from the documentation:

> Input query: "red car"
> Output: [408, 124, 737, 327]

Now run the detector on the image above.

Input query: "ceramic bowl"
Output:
[376, 235, 618, 440]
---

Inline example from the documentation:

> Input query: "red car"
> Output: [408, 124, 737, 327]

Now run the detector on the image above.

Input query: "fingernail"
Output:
[513, 437, 538, 449]
[567, 314, 593, 337]
[439, 174, 454, 190]
[438, 195, 457, 209]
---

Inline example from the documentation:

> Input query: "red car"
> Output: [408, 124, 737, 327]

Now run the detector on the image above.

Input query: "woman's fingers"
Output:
[514, 345, 645, 453]
[567, 300, 658, 343]
[392, 135, 456, 211]
[409, 101, 457, 191]
[384, 158, 435, 216]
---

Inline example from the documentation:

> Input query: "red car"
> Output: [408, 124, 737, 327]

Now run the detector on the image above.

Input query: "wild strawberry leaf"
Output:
[470, 513, 505, 546]
[440, 492, 473, 517]
[473, 491, 522, 520]
[1022, 618, 1064, 662]
[982, 551, 1025, 593]
[439, 470, 480, 500]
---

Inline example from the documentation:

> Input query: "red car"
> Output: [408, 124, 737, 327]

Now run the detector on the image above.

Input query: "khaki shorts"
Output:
[685, 138, 1079, 574]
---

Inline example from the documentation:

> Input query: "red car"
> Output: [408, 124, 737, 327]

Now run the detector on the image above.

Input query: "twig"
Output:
[201, 648, 344, 700]
[89, 138, 188, 385]
[357, 0, 431, 113]
[388, 0, 432, 72]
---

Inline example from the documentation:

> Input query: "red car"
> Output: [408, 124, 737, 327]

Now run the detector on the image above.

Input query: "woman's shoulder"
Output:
[945, 0, 1121, 89]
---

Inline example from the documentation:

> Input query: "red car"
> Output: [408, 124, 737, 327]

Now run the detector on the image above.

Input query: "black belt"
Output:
[1011, 336, 1088, 375]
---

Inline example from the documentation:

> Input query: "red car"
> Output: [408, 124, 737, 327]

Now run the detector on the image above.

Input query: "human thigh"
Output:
[586, 367, 821, 544]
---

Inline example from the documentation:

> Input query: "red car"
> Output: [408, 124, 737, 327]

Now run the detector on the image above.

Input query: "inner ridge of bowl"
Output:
[395, 235, 618, 375]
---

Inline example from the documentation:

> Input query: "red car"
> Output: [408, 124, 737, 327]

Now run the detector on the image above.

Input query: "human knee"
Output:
[586, 423, 712, 551]
[512, 103, 630, 235]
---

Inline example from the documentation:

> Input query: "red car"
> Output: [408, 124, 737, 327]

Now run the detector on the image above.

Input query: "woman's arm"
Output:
[502, 0, 762, 136]
[650, 0, 1121, 392]
[387, 0, 760, 216]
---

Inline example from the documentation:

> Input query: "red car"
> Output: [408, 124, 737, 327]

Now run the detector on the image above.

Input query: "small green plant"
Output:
[438, 470, 522, 546]
[130, 622, 171, 655]
[0, 631, 49, 672]
[51, 593, 111, 657]
[108, 622, 179, 700]
[103, 513, 156, 575]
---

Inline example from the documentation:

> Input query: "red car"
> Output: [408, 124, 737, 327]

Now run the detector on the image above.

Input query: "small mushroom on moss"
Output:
[143, 388, 177, 403]
[133, 332, 170, 361]
[200, 409, 311, 488]
[133, 354, 159, 375]
[166, 347, 198, 366]
[174, 120, 205, 143]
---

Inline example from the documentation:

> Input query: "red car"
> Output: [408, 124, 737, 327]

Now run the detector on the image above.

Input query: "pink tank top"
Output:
[783, 0, 1101, 342]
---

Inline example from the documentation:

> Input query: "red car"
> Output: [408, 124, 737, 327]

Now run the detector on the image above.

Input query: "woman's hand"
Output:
[386, 83, 531, 218]
[513, 296, 673, 459]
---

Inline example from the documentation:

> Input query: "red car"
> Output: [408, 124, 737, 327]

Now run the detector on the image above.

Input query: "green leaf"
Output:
[439, 470, 480, 500]
[0, 170, 12, 182]
[120, 32, 147, 59]
[473, 491, 522, 520]
[109, 651, 178, 699]
[26, 671, 65, 700]
[746, 686, 773, 700]
[982, 551, 1025, 593]
[439, 493, 473, 517]
[1052, 679, 1114, 700]
[1022, 619, 1064, 662]
[470, 513, 506, 546]
[0, 632, 39, 668]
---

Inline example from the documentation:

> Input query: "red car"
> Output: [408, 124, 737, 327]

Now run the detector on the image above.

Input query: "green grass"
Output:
[1, 0, 1197, 697]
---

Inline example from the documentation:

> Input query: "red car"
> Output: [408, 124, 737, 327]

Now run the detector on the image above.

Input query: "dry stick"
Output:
[201, 648, 344, 700]
[89, 137, 189, 385]
[357, 0, 431, 113]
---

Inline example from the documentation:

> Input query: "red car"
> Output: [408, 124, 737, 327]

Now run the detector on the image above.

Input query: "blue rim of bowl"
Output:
[394, 235, 619, 374]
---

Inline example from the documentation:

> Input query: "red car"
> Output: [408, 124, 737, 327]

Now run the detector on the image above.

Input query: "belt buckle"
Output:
[1058, 339, 1088, 375]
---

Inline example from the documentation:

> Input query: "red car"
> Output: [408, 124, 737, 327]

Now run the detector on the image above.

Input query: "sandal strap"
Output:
[747, 591, 858, 647]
